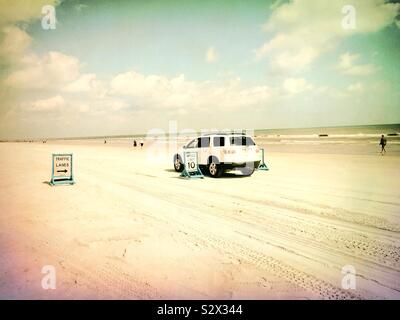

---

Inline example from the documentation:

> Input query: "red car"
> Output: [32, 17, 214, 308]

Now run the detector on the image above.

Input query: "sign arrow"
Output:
[57, 169, 68, 173]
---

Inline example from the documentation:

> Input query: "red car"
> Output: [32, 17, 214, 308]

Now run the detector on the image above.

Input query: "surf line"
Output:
[157, 304, 191, 318]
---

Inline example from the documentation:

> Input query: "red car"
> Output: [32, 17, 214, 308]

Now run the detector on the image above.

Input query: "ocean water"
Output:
[255, 124, 400, 138]
[251, 124, 400, 146]
[252, 124, 400, 156]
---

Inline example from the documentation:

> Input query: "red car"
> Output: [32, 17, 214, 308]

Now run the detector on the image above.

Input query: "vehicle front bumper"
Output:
[221, 161, 260, 169]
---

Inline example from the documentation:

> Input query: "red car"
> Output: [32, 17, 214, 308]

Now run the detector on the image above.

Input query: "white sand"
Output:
[0, 141, 399, 299]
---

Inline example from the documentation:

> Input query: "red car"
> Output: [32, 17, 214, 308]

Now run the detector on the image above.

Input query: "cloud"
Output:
[0, 24, 105, 97]
[0, 26, 32, 63]
[337, 52, 377, 76]
[256, 0, 399, 73]
[271, 47, 319, 73]
[64, 73, 97, 92]
[347, 82, 364, 93]
[4, 51, 82, 89]
[0, 0, 60, 71]
[111, 70, 275, 111]
[205, 46, 218, 63]
[0, 0, 59, 27]
[64, 73, 106, 97]
[22, 95, 66, 112]
[74, 3, 89, 13]
[17, 94, 133, 117]
[282, 77, 313, 94]
[110, 100, 130, 111]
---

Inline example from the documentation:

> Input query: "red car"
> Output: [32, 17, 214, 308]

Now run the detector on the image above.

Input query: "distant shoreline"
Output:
[1, 123, 399, 142]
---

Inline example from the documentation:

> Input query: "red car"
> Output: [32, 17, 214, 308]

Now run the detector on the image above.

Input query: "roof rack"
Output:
[200, 130, 248, 136]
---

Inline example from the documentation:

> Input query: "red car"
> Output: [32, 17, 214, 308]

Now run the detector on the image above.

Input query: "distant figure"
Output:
[379, 134, 387, 155]
[104, 139, 107, 144]
[133, 140, 137, 147]
[140, 139, 144, 148]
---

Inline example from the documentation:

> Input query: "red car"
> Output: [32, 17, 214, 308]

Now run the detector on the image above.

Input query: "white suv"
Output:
[173, 133, 261, 177]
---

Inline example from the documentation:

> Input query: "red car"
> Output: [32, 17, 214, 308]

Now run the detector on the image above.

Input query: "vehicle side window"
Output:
[229, 136, 255, 146]
[213, 137, 225, 147]
[230, 137, 242, 146]
[198, 137, 210, 148]
[245, 137, 255, 146]
[186, 139, 198, 148]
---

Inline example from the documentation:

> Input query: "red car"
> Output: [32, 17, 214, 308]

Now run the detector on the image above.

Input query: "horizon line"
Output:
[1, 122, 400, 142]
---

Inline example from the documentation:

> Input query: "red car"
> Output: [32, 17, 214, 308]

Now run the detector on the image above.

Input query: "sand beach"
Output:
[1, 132, 399, 299]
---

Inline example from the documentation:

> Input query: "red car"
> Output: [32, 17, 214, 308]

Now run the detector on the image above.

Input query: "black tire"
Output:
[208, 157, 223, 178]
[199, 165, 207, 174]
[173, 154, 183, 172]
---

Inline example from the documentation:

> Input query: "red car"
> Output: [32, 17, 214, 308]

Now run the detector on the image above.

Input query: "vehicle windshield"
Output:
[185, 139, 198, 148]
[229, 136, 255, 146]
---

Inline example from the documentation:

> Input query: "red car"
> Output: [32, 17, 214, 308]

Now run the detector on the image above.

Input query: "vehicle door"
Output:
[197, 136, 211, 164]
[212, 136, 225, 163]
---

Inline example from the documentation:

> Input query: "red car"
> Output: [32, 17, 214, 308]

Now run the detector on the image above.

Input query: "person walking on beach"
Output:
[133, 140, 137, 147]
[140, 139, 144, 148]
[379, 134, 387, 155]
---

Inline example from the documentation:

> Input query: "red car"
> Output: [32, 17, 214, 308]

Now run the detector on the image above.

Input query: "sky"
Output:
[0, 0, 399, 139]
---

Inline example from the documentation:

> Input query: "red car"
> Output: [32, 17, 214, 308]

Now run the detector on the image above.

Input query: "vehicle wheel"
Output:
[208, 157, 223, 178]
[173, 154, 183, 172]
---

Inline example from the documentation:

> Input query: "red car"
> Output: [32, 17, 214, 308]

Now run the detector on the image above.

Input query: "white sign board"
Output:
[53, 154, 72, 178]
[185, 152, 198, 173]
